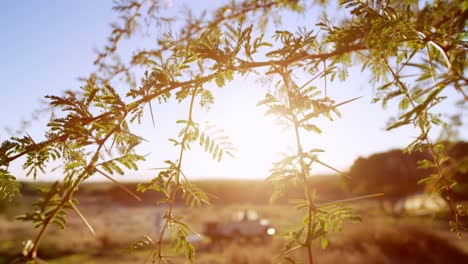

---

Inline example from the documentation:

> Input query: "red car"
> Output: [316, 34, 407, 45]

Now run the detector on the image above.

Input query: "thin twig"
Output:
[69, 200, 96, 236]
[96, 168, 142, 202]
[281, 68, 314, 264]
[317, 193, 384, 208]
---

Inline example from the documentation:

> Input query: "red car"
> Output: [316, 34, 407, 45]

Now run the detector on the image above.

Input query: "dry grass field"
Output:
[1, 204, 468, 263]
[1, 182, 468, 263]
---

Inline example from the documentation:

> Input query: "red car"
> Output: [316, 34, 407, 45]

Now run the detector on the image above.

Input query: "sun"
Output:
[180, 81, 295, 179]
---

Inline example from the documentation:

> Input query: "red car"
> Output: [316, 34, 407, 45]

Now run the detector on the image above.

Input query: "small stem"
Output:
[426, 44, 436, 84]
[157, 187, 178, 261]
[317, 193, 384, 208]
[155, 87, 198, 261]
[294, 121, 314, 264]
[281, 68, 314, 264]
[383, 59, 461, 232]
[176, 87, 198, 184]
[323, 59, 327, 98]
[426, 137, 460, 225]
[96, 168, 142, 202]
[69, 200, 96, 236]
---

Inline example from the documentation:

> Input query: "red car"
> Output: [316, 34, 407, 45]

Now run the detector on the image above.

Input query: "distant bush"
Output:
[346, 141, 468, 202]
[346, 149, 429, 202]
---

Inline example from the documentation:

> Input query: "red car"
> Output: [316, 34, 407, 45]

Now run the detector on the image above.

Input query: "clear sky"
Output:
[1, 1, 466, 182]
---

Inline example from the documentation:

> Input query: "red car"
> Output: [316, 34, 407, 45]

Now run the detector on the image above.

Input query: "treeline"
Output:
[101, 176, 348, 206]
[346, 141, 468, 201]
[14, 141, 467, 206]
[13, 176, 347, 207]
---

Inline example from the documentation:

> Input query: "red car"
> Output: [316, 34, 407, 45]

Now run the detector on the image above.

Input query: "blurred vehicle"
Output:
[203, 209, 275, 243]
[394, 193, 450, 217]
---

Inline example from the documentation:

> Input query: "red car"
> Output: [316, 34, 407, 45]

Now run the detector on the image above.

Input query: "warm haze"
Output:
[1, 1, 468, 264]
[1, 0, 466, 181]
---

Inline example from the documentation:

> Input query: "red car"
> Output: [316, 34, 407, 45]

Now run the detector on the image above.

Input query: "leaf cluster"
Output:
[0, 169, 21, 202]
[16, 182, 71, 230]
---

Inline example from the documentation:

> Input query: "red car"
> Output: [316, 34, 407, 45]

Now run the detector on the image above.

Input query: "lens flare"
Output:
[267, 227, 276, 236]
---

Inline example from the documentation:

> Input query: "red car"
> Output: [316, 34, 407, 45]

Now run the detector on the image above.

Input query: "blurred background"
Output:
[1, 141, 467, 263]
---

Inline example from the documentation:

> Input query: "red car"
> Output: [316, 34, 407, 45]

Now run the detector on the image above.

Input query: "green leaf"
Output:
[302, 124, 322, 134]
[123, 235, 153, 253]
[417, 159, 433, 169]
[399, 97, 410, 110]
[386, 119, 410, 131]
[309, 148, 325, 153]
[169, 138, 179, 146]
[214, 75, 225, 88]
[257, 94, 277, 106]
[418, 175, 436, 185]
[321, 236, 328, 249]
[181, 181, 210, 207]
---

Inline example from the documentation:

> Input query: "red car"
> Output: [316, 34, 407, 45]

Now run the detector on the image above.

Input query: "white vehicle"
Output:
[203, 210, 276, 243]
[394, 193, 450, 217]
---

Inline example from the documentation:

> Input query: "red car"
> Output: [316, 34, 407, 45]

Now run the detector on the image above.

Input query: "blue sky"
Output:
[1, 1, 466, 181]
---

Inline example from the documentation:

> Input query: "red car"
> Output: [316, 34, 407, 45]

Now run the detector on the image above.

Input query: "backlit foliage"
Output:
[0, 0, 466, 263]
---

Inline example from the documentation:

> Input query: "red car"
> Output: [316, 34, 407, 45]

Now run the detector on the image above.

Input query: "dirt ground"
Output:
[1, 201, 468, 264]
